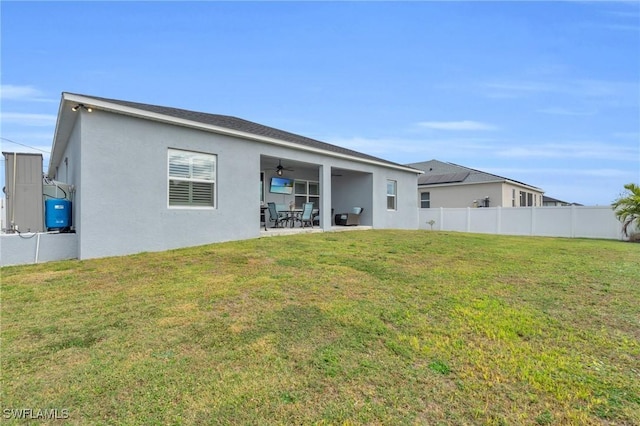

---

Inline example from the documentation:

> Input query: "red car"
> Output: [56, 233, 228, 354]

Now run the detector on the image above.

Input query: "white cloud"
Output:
[612, 131, 640, 139]
[0, 140, 51, 155]
[416, 120, 498, 131]
[328, 136, 424, 156]
[482, 81, 554, 98]
[496, 141, 637, 162]
[326, 135, 506, 166]
[480, 78, 638, 104]
[0, 84, 55, 102]
[1, 112, 57, 127]
[327, 133, 638, 168]
[537, 107, 596, 116]
[599, 23, 640, 31]
[487, 167, 632, 179]
[0, 132, 52, 153]
[0, 131, 53, 141]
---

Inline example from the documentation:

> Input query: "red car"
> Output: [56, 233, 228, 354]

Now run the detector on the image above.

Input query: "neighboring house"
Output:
[46, 93, 421, 260]
[407, 159, 544, 209]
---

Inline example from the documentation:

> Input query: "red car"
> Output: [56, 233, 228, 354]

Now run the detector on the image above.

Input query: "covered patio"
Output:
[259, 155, 373, 232]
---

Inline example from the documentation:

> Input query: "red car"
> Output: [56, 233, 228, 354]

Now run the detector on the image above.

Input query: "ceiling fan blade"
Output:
[276, 160, 294, 171]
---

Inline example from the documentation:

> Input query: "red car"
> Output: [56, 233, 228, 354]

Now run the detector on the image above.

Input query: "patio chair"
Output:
[267, 202, 289, 228]
[334, 207, 363, 226]
[295, 202, 315, 228]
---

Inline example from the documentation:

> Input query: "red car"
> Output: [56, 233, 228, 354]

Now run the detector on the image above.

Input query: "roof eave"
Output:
[48, 95, 78, 177]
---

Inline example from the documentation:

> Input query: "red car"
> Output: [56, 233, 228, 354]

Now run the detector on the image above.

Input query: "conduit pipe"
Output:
[33, 230, 60, 264]
[11, 153, 17, 231]
[35, 232, 41, 263]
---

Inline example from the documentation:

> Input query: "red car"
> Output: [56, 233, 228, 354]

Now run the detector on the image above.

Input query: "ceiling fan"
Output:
[275, 159, 294, 176]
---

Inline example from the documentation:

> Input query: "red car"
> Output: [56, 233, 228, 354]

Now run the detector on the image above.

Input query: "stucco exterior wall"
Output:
[380, 170, 419, 229]
[74, 110, 260, 259]
[419, 182, 505, 208]
[419, 182, 544, 209]
[52, 109, 419, 260]
[55, 117, 82, 253]
[0, 233, 78, 266]
[501, 183, 544, 207]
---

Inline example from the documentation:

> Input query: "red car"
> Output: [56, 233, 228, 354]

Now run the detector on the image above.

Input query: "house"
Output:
[42, 92, 421, 260]
[407, 159, 544, 209]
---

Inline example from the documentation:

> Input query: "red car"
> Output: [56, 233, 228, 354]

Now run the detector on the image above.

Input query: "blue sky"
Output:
[1, 1, 638, 206]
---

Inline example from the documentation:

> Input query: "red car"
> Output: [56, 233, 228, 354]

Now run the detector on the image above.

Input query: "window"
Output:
[294, 180, 319, 208]
[518, 190, 537, 207]
[387, 180, 397, 210]
[512, 189, 516, 207]
[420, 192, 431, 208]
[168, 149, 216, 207]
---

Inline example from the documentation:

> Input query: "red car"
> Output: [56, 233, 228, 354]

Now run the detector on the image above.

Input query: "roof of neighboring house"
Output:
[52, 93, 420, 174]
[407, 159, 543, 191]
[543, 196, 583, 206]
[543, 195, 567, 204]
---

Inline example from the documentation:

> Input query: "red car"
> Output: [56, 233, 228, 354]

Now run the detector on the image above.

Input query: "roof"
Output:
[543, 195, 583, 206]
[407, 159, 543, 191]
[50, 92, 421, 175]
[543, 195, 567, 204]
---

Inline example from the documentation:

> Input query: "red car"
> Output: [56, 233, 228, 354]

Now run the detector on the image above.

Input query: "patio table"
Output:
[278, 209, 302, 227]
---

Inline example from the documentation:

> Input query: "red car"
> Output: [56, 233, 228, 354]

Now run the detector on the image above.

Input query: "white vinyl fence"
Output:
[419, 206, 626, 240]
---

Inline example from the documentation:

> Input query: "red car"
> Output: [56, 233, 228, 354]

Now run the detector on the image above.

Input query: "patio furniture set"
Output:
[265, 202, 363, 229]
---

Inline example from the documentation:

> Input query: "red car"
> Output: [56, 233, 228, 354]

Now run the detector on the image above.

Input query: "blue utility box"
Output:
[45, 199, 71, 230]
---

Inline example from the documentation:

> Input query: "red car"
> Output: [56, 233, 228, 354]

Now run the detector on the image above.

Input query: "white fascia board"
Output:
[48, 95, 77, 176]
[62, 93, 422, 175]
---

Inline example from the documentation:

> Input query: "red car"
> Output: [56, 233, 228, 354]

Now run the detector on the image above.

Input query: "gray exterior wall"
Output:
[383, 171, 420, 229]
[53, 108, 419, 260]
[71, 110, 260, 259]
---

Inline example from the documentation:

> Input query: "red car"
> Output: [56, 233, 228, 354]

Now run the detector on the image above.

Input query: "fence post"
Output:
[439, 207, 444, 231]
[467, 207, 471, 232]
[570, 205, 576, 238]
[530, 207, 536, 235]
[496, 206, 502, 235]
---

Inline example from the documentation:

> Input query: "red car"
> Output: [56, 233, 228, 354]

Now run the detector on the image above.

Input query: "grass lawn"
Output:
[1, 230, 639, 425]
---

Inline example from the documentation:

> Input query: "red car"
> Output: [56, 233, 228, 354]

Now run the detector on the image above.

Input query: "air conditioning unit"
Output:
[3, 152, 44, 233]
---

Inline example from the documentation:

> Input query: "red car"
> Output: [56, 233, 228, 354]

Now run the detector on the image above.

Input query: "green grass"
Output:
[1, 230, 639, 425]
